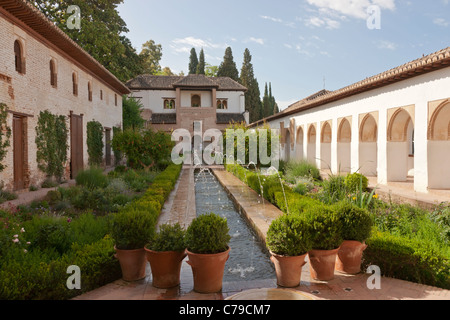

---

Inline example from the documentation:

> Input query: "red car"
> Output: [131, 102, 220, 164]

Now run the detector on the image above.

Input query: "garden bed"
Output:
[0, 164, 182, 300]
[225, 161, 450, 290]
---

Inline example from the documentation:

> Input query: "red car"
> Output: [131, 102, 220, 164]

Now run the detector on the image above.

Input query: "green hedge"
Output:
[226, 163, 450, 289]
[364, 230, 450, 289]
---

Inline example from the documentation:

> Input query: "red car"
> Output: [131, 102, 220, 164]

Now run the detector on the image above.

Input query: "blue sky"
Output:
[117, 0, 450, 110]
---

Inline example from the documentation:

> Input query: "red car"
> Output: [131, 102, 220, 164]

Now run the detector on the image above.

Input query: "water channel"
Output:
[194, 169, 276, 282]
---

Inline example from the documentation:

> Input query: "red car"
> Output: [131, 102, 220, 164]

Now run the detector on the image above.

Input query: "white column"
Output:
[414, 100, 429, 193]
[316, 121, 321, 169]
[377, 108, 388, 185]
[351, 114, 359, 173]
[331, 118, 338, 174]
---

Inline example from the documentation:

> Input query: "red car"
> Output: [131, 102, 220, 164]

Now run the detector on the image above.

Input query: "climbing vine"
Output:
[0, 103, 11, 173]
[87, 120, 104, 167]
[35, 110, 69, 181]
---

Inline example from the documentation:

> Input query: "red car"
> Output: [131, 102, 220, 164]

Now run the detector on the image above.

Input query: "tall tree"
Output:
[269, 83, 280, 114]
[240, 48, 262, 123]
[196, 49, 206, 75]
[140, 40, 163, 75]
[32, 0, 142, 82]
[188, 48, 199, 74]
[262, 83, 271, 118]
[217, 47, 239, 81]
[205, 63, 219, 77]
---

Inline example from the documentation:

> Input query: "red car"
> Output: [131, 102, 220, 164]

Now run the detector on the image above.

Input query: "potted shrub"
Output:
[304, 204, 343, 281]
[334, 201, 373, 274]
[110, 207, 156, 282]
[145, 223, 187, 289]
[185, 213, 231, 293]
[266, 215, 313, 287]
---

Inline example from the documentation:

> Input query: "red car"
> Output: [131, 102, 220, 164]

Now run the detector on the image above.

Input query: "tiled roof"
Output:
[281, 89, 332, 114]
[126, 74, 247, 92]
[0, 0, 130, 94]
[216, 113, 246, 124]
[250, 47, 450, 127]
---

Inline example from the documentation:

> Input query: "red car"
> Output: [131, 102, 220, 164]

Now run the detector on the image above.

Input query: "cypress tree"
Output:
[188, 48, 198, 75]
[240, 48, 262, 123]
[262, 82, 271, 118]
[217, 47, 239, 81]
[196, 48, 206, 75]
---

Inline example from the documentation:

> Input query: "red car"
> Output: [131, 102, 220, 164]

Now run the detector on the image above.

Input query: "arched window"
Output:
[191, 94, 201, 108]
[88, 82, 92, 101]
[50, 59, 57, 88]
[14, 40, 25, 74]
[217, 99, 228, 110]
[72, 72, 78, 96]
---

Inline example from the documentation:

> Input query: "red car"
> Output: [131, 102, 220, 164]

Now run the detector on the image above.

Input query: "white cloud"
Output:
[170, 37, 226, 54]
[246, 37, 265, 45]
[377, 40, 397, 50]
[305, 16, 341, 29]
[259, 15, 296, 28]
[306, 0, 396, 20]
[434, 18, 449, 27]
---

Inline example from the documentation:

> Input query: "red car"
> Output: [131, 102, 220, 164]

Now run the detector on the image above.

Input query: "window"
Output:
[115, 94, 118, 106]
[88, 82, 92, 101]
[72, 72, 78, 96]
[50, 59, 57, 88]
[217, 99, 228, 110]
[191, 94, 201, 108]
[100, 90, 103, 101]
[14, 40, 25, 74]
[164, 99, 176, 109]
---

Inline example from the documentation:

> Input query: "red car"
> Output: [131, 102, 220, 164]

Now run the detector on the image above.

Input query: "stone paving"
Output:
[74, 165, 450, 301]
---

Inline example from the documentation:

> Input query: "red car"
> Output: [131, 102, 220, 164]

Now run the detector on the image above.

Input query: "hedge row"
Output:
[0, 164, 182, 300]
[226, 164, 450, 289]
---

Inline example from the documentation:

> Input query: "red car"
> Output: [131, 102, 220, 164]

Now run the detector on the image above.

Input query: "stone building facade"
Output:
[251, 47, 450, 193]
[126, 74, 248, 146]
[0, 0, 130, 191]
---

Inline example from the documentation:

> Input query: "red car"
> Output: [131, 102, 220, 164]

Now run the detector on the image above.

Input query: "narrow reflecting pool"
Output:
[194, 169, 275, 282]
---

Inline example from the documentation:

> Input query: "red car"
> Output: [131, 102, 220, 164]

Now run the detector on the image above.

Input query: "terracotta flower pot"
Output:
[336, 240, 368, 275]
[308, 248, 340, 281]
[186, 248, 230, 293]
[145, 248, 187, 289]
[114, 246, 147, 282]
[270, 252, 308, 288]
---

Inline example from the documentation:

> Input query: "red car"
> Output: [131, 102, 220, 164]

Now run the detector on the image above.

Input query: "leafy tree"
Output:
[205, 63, 219, 77]
[123, 96, 145, 130]
[0, 103, 11, 173]
[32, 0, 141, 82]
[217, 47, 239, 81]
[155, 67, 175, 76]
[35, 110, 69, 181]
[188, 48, 198, 75]
[140, 40, 163, 75]
[87, 120, 104, 167]
[112, 128, 174, 171]
[196, 49, 205, 75]
[240, 48, 262, 123]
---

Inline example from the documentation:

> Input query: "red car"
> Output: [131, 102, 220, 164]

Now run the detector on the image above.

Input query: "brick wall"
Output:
[0, 15, 123, 190]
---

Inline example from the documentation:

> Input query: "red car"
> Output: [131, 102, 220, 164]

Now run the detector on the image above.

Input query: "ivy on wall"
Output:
[112, 125, 123, 166]
[0, 103, 11, 173]
[35, 110, 69, 181]
[87, 120, 104, 167]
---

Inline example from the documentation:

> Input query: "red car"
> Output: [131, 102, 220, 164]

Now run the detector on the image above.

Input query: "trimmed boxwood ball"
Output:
[344, 172, 369, 193]
[147, 223, 186, 252]
[266, 215, 313, 257]
[185, 213, 231, 254]
[303, 204, 344, 250]
[333, 201, 373, 243]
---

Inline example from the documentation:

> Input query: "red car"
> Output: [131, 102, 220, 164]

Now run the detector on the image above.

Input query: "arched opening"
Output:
[14, 40, 25, 74]
[88, 82, 92, 102]
[320, 121, 332, 170]
[285, 129, 291, 162]
[337, 118, 352, 173]
[359, 114, 378, 177]
[387, 108, 414, 182]
[295, 126, 304, 160]
[307, 124, 316, 165]
[428, 101, 450, 189]
[50, 59, 57, 88]
[72, 72, 78, 96]
[191, 94, 201, 107]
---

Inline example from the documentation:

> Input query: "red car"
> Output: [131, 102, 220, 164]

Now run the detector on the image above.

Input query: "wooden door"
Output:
[70, 114, 84, 179]
[105, 128, 111, 166]
[13, 116, 25, 190]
